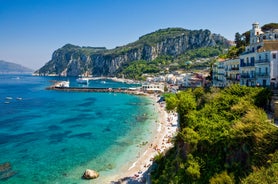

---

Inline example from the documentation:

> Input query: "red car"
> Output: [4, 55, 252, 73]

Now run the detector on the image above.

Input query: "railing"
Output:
[240, 63, 255, 67]
[226, 77, 240, 81]
[217, 73, 225, 75]
[225, 67, 239, 71]
[256, 73, 269, 77]
[240, 74, 255, 79]
[256, 59, 270, 64]
[231, 67, 239, 70]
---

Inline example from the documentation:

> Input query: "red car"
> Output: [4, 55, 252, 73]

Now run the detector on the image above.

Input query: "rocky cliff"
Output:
[35, 28, 231, 76]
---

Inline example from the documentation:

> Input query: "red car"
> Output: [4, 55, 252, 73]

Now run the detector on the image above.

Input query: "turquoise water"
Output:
[0, 75, 157, 183]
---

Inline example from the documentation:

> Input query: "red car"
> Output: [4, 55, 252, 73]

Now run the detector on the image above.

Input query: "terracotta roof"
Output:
[258, 40, 278, 52]
[217, 58, 226, 62]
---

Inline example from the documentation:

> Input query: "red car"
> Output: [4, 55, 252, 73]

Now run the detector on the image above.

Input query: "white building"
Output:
[141, 83, 164, 93]
[213, 22, 278, 87]
[256, 41, 278, 87]
[243, 22, 278, 87]
[224, 58, 240, 86]
[212, 60, 226, 87]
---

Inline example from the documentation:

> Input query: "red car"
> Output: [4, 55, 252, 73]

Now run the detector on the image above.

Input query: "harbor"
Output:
[46, 85, 147, 95]
[46, 79, 165, 95]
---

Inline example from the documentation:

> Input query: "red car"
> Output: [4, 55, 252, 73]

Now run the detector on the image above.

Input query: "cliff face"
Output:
[35, 28, 231, 76]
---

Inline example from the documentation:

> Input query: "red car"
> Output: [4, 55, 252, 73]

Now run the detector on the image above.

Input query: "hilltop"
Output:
[35, 28, 231, 77]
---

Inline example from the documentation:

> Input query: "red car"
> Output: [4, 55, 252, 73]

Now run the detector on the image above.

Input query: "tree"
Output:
[151, 85, 278, 184]
[165, 94, 179, 111]
[261, 23, 278, 32]
[242, 31, 250, 46]
[235, 32, 243, 48]
[209, 171, 235, 184]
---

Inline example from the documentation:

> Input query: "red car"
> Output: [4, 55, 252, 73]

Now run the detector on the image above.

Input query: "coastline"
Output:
[109, 93, 179, 183]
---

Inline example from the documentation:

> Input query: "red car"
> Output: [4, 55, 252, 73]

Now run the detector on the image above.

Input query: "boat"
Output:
[76, 77, 89, 84]
[5, 97, 12, 100]
[55, 81, 70, 88]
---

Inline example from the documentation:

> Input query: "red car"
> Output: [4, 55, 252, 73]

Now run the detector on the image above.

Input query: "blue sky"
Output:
[0, 0, 277, 70]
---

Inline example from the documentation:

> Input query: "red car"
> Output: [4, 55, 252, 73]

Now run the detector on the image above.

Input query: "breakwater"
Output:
[47, 86, 147, 95]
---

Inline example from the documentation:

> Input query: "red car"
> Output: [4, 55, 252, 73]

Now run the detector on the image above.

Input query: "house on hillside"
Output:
[141, 83, 164, 93]
[212, 59, 226, 87]
[225, 58, 240, 86]
[213, 22, 278, 87]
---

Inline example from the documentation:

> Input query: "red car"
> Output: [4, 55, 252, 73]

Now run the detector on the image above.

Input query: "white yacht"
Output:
[55, 81, 70, 88]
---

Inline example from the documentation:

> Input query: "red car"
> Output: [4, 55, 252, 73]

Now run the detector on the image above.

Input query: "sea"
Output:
[0, 74, 158, 184]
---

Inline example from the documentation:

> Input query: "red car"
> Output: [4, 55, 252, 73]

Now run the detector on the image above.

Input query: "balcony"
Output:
[256, 73, 269, 77]
[217, 73, 225, 75]
[240, 74, 255, 79]
[256, 59, 270, 64]
[231, 67, 239, 70]
[226, 77, 240, 81]
[240, 62, 255, 67]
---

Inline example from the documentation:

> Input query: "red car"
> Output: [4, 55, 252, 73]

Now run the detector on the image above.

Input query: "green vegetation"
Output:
[116, 60, 161, 80]
[261, 23, 278, 32]
[137, 28, 190, 46]
[219, 32, 247, 59]
[116, 47, 223, 79]
[151, 85, 278, 183]
[61, 44, 107, 55]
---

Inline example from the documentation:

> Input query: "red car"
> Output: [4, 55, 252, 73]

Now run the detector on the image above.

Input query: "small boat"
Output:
[16, 97, 23, 100]
[4, 101, 10, 104]
[76, 77, 89, 84]
[5, 97, 12, 100]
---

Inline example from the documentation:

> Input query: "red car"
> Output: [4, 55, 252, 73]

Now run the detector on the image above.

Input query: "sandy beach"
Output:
[108, 94, 179, 184]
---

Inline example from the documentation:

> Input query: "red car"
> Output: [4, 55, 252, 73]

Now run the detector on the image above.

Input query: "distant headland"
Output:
[0, 60, 34, 74]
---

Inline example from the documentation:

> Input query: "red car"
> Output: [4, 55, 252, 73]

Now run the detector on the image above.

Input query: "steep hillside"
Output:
[0, 60, 33, 74]
[35, 28, 231, 77]
[151, 86, 277, 183]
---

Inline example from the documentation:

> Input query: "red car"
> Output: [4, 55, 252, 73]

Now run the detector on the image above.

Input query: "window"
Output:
[251, 57, 255, 65]
[273, 53, 277, 59]
[251, 71, 255, 77]
[240, 59, 244, 67]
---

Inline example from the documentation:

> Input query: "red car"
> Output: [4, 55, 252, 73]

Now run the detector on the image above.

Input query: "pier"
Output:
[46, 86, 147, 95]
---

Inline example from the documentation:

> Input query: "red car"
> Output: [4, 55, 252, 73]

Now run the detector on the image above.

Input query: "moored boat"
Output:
[76, 77, 89, 84]
[55, 81, 70, 88]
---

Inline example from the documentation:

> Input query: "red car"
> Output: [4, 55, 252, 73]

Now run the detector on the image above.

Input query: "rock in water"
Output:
[0, 162, 11, 172]
[0, 162, 16, 180]
[82, 169, 99, 179]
